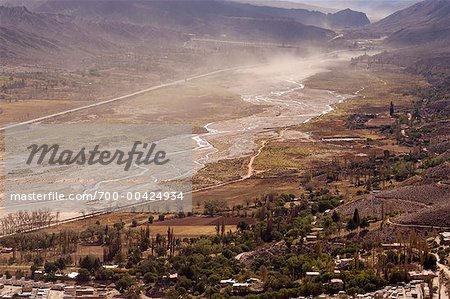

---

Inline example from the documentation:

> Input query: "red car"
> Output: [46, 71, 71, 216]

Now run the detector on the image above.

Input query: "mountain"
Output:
[0, 26, 58, 60]
[34, 0, 369, 29]
[231, 0, 338, 13]
[327, 8, 370, 28]
[0, 6, 62, 61]
[0, 0, 46, 10]
[0, 1, 340, 63]
[297, 0, 419, 21]
[0, 5, 184, 62]
[371, 0, 450, 45]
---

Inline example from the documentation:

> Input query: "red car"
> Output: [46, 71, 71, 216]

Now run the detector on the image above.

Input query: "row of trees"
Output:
[0, 210, 57, 235]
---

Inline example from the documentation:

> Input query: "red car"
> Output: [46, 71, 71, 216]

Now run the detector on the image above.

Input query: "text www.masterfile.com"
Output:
[8, 191, 185, 201]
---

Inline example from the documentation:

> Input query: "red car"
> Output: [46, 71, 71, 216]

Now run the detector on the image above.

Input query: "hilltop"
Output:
[372, 0, 450, 45]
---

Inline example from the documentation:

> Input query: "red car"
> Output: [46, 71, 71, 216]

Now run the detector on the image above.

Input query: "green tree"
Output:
[204, 199, 227, 216]
[332, 210, 341, 223]
[116, 274, 135, 293]
[76, 268, 91, 283]
[237, 221, 250, 231]
[352, 208, 361, 227]
[131, 219, 138, 227]
[423, 254, 437, 270]
[347, 219, 358, 231]
[44, 262, 58, 273]
[79, 255, 101, 273]
[360, 217, 370, 228]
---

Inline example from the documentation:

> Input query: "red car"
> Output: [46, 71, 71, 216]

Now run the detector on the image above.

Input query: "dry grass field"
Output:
[150, 225, 237, 237]
[192, 177, 300, 209]
[253, 141, 339, 175]
[0, 99, 85, 126]
[193, 157, 250, 189]
[152, 216, 255, 226]
[48, 77, 264, 132]
[38, 213, 253, 237]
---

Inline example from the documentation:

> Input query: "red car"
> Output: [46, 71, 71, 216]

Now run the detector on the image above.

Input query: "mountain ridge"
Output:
[0, 1, 339, 64]
[372, 0, 450, 44]
[34, 0, 369, 29]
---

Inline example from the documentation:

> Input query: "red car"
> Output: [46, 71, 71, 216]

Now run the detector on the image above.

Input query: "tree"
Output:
[204, 199, 227, 217]
[360, 217, 370, 228]
[116, 274, 135, 293]
[237, 221, 250, 231]
[55, 256, 70, 270]
[79, 255, 101, 273]
[15, 270, 25, 278]
[131, 219, 138, 227]
[260, 265, 268, 282]
[44, 262, 58, 273]
[44, 272, 57, 282]
[353, 208, 361, 228]
[124, 285, 142, 299]
[332, 210, 341, 223]
[423, 254, 437, 270]
[76, 268, 91, 283]
[95, 269, 114, 281]
[389, 270, 406, 284]
[347, 219, 358, 231]
[143, 272, 157, 284]
[5, 271, 12, 279]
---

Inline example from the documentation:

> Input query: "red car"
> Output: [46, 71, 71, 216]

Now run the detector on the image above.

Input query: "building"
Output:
[162, 273, 178, 281]
[63, 286, 105, 299]
[305, 235, 318, 242]
[365, 117, 396, 129]
[35, 288, 50, 299]
[246, 278, 262, 284]
[102, 265, 118, 270]
[232, 282, 249, 293]
[354, 281, 430, 299]
[330, 279, 344, 285]
[220, 278, 236, 285]
[408, 270, 436, 281]
[335, 258, 353, 270]
[439, 232, 450, 245]
[330, 279, 344, 290]
[306, 272, 320, 278]
[381, 243, 404, 250]
[67, 272, 79, 280]
[33, 271, 44, 280]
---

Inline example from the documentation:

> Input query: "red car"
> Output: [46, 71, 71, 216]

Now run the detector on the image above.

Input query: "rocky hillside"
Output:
[372, 0, 450, 45]
[0, 1, 343, 63]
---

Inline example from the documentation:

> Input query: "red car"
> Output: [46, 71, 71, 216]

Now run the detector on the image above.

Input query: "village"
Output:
[0, 228, 447, 298]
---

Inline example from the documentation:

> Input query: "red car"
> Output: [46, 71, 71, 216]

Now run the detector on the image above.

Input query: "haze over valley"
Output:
[0, 1, 449, 298]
